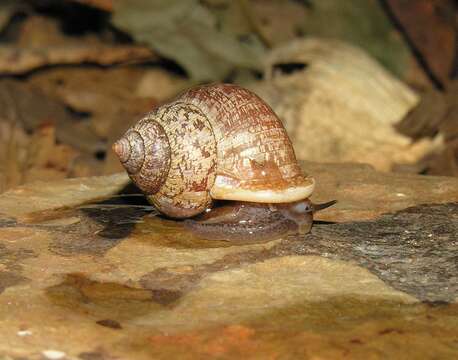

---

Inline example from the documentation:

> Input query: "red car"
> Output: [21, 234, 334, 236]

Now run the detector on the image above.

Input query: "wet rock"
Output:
[0, 164, 457, 358]
[136, 204, 457, 303]
[306, 161, 458, 222]
[135, 256, 416, 330]
[278, 203, 458, 302]
[0, 172, 130, 221]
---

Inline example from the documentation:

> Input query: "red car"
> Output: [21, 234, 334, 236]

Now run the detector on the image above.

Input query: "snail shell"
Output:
[113, 83, 315, 219]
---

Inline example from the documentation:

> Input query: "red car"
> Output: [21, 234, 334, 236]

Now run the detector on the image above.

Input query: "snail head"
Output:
[113, 119, 171, 195]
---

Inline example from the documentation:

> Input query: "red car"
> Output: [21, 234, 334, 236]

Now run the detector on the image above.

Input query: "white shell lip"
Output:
[210, 177, 315, 203]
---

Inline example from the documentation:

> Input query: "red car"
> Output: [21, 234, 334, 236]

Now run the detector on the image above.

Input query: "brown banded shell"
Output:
[113, 83, 314, 218]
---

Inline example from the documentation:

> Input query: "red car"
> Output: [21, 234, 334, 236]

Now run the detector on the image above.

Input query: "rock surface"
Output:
[306, 161, 458, 222]
[0, 163, 457, 359]
[0, 172, 130, 220]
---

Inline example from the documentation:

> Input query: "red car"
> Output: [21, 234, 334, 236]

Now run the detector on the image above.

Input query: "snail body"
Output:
[184, 198, 336, 242]
[113, 84, 329, 241]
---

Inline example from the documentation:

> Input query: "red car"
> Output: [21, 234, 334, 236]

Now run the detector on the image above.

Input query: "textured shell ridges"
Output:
[181, 84, 308, 193]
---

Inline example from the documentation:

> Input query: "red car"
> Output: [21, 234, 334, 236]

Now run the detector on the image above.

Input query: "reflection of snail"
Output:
[113, 83, 335, 242]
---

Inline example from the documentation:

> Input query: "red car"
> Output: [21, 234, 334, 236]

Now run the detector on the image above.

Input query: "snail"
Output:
[113, 83, 335, 242]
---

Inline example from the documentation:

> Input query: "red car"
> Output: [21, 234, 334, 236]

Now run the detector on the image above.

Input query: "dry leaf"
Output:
[0, 45, 155, 75]
[27, 67, 162, 139]
[135, 69, 189, 101]
[0, 122, 85, 193]
[385, 0, 456, 86]
[112, 0, 265, 81]
[0, 80, 104, 154]
[397, 81, 458, 176]
[22, 124, 80, 184]
[0, 0, 17, 32]
[0, 15, 156, 75]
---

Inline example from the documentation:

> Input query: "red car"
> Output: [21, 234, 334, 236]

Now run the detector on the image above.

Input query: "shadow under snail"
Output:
[113, 83, 335, 242]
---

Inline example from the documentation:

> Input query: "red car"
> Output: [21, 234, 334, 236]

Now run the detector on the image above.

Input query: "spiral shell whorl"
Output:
[113, 131, 145, 175]
[112, 136, 131, 164]
[114, 119, 171, 195]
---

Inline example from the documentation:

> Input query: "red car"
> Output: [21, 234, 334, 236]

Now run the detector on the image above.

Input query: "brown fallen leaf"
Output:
[0, 80, 103, 154]
[0, 122, 89, 193]
[0, 14, 156, 75]
[397, 80, 458, 176]
[22, 124, 80, 183]
[134, 69, 189, 101]
[385, 0, 456, 87]
[396, 88, 448, 139]
[26, 67, 175, 126]
[0, 45, 155, 75]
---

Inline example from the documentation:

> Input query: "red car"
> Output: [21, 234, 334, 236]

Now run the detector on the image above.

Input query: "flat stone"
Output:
[0, 172, 130, 220]
[305, 161, 458, 222]
[134, 256, 416, 331]
[0, 164, 457, 358]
